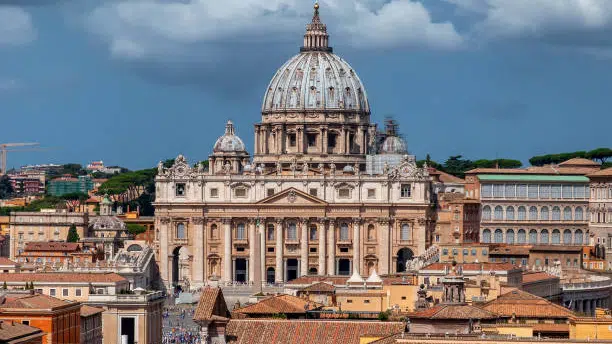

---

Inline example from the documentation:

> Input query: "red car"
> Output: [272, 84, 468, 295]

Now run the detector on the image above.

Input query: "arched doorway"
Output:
[396, 248, 414, 273]
[308, 267, 318, 275]
[266, 267, 275, 284]
[286, 259, 299, 281]
[235, 258, 247, 283]
[172, 246, 181, 287]
[338, 259, 351, 276]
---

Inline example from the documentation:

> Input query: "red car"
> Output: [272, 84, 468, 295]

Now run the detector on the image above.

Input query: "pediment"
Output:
[257, 187, 327, 205]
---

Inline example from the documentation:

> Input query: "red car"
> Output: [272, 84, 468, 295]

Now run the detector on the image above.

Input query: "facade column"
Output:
[223, 219, 232, 283]
[378, 218, 390, 275]
[159, 217, 170, 289]
[192, 217, 205, 287]
[327, 220, 336, 275]
[321, 128, 327, 154]
[275, 218, 284, 283]
[353, 219, 361, 274]
[259, 221, 266, 284]
[254, 126, 260, 155]
[318, 218, 326, 275]
[248, 219, 256, 284]
[340, 126, 346, 154]
[357, 126, 364, 154]
[417, 219, 427, 255]
[301, 219, 309, 276]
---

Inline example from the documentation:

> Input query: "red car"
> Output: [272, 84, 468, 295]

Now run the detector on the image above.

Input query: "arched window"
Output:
[506, 229, 515, 244]
[552, 229, 561, 244]
[517, 206, 526, 220]
[482, 229, 491, 243]
[309, 225, 318, 241]
[529, 206, 538, 221]
[529, 229, 538, 244]
[236, 223, 245, 240]
[482, 206, 491, 220]
[517, 229, 526, 244]
[494, 206, 503, 220]
[340, 223, 349, 241]
[563, 207, 572, 221]
[267, 224, 275, 241]
[575, 207, 584, 221]
[552, 207, 561, 221]
[540, 207, 549, 220]
[563, 229, 572, 244]
[506, 206, 515, 220]
[401, 224, 411, 241]
[288, 223, 297, 241]
[575, 229, 583, 244]
[176, 223, 186, 239]
[367, 224, 375, 241]
[541, 229, 549, 244]
[494, 229, 503, 243]
[211, 224, 218, 240]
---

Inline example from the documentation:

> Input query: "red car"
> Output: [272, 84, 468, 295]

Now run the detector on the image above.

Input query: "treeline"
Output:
[416, 155, 523, 178]
[529, 148, 612, 166]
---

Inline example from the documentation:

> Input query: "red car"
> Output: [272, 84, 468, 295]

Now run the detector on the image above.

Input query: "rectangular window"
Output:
[492, 184, 503, 198]
[540, 184, 550, 199]
[289, 133, 297, 147]
[551, 185, 561, 199]
[62, 289, 69, 297]
[400, 184, 411, 198]
[75, 289, 82, 296]
[267, 247, 274, 253]
[22, 320, 29, 326]
[236, 247, 245, 252]
[562, 185, 573, 199]
[528, 184, 539, 199]
[517, 184, 527, 198]
[267, 188, 275, 197]
[235, 188, 247, 198]
[364, 300, 370, 304]
[175, 183, 186, 197]
[347, 300, 353, 303]
[210, 188, 218, 198]
[310, 247, 317, 253]
[338, 188, 350, 199]
[50, 289, 56, 296]
[481, 184, 492, 198]
[574, 185, 585, 198]
[307, 133, 317, 147]
[340, 247, 349, 253]
[504, 184, 516, 198]
[367, 189, 376, 199]
[328, 133, 337, 148]
[309, 188, 318, 197]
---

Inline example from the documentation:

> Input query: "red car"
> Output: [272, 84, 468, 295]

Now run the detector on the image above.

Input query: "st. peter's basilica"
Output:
[154, 3, 435, 289]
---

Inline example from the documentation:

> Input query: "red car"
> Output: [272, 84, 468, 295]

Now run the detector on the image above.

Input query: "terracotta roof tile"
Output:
[80, 305, 104, 317]
[301, 282, 335, 293]
[287, 276, 349, 285]
[234, 294, 320, 315]
[0, 272, 126, 283]
[481, 289, 574, 318]
[532, 323, 569, 333]
[588, 167, 612, 177]
[193, 287, 230, 321]
[422, 262, 517, 272]
[24, 242, 80, 252]
[522, 272, 558, 284]
[0, 257, 16, 266]
[0, 320, 43, 341]
[0, 293, 73, 310]
[226, 320, 404, 344]
[558, 158, 600, 167]
[407, 304, 498, 320]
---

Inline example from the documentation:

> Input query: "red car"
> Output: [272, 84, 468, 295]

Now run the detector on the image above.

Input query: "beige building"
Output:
[587, 167, 612, 269]
[154, 4, 433, 289]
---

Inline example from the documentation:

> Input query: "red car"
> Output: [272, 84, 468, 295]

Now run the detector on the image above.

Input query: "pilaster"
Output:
[318, 218, 326, 275]
[275, 218, 284, 283]
[300, 218, 309, 276]
[248, 219, 256, 283]
[192, 216, 205, 286]
[223, 219, 232, 283]
[327, 220, 336, 275]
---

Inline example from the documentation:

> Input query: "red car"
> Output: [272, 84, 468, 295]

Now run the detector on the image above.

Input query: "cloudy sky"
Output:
[1, 0, 611, 170]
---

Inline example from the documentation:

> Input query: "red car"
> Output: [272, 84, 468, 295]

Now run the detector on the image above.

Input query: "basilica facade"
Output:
[153, 3, 434, 289]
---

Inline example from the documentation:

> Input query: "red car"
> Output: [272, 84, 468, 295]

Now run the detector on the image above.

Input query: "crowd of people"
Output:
[162, 302, 201, 344]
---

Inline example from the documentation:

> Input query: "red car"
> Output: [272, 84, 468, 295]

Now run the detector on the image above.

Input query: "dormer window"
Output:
[176, 183, 186, 197]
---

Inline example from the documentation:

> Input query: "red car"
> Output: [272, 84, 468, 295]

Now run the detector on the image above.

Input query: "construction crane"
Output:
[0, 143, 39, 175]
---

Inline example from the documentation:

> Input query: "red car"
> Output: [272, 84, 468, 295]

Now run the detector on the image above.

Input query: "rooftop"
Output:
[407, 304, 498, 320]
[422, 262, 518, 272]
[0, 272, 127, 283]
[234, 294, 320, 316]
[0, 292, 75, 310]
[193, 287, 230, 322]
[522, 271, 559, 284]
[24, 242, 81, 252]
[588, 167, 612, 178]
[0, 320, 44, 342]
[80, 304, 104, 317]
[481, 289, 574, 318]
[477, 174, 589, 182]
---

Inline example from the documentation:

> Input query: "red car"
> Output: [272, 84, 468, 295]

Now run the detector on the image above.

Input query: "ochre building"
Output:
[153, 4, 434, 289]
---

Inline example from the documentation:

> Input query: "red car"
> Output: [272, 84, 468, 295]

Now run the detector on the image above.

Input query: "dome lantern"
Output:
[301, 2, 332, 53]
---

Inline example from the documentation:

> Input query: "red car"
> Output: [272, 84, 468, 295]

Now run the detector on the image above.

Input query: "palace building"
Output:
[153, 3, 434, 289]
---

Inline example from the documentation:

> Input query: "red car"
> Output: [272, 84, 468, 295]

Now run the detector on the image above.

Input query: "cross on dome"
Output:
[301, 1, 332, 52]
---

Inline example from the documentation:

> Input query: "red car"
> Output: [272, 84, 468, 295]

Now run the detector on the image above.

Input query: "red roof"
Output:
[0, 272, 126, 283]
[24, 242, 81, 252]
[422, 262, 518, 272]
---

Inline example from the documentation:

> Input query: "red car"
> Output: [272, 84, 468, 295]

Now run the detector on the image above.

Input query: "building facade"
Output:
[154, 4, 434, 289]
[587, 168, 612, 269]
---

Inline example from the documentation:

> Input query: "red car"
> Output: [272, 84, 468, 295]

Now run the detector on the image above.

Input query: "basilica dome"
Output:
[380, 136, 408, 155]
[213, 121, 246, 153]
[261, 4, 369, 114]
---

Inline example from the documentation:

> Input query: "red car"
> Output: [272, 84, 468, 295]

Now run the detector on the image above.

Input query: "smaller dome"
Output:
[342, 165, 354, 173]
[213, 121, 247, 153]
[380, 136, 407, 155]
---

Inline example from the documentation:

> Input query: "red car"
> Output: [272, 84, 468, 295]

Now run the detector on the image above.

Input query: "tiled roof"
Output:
[0, 257, 16, 266]
[0, 320, 43, 341]
[80, 305, 104, 317]
[287, 276, 349, 285]
[422, 262, 517, 272]
[234, 294, 320, 315]
[226, 319, 404, 344]
[0, 272, 126, 283]
[24, 242, 80, 252]
[301, 282, 335, 293]
[193, 287, 230, 321]
[489, 245, 531, 256]
[558, 158, 600, 167]
[481, 289, 574, 318]
[522, 272, 558, 284]
[428, 168, 465, 184]
[532, 323, 569, 333]
[588, 167, 612, 177]
[0, 293, 73, 310]
[407, 304, 498, 320]
[529, 245, 582, 253]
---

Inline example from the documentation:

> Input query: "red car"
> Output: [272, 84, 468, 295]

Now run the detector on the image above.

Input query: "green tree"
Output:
[0, 175, 14, 199]
[587, 148, 612, 164]
[472, 159, 522, 169]
[127, 224, 147, 236]
[66, 224, 80, 243]
[377, 311, 389, 321]
[443, 155, 474, 178]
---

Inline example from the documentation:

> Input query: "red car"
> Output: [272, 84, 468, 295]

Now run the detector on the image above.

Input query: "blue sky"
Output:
[1, 0, 611, 170]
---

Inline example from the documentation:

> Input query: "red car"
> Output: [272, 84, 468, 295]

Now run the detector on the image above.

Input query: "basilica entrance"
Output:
[338, 259, 351, 276]
[396, 248, 414, 273]
[171, 246, 181, 286]
[235, 258, 247, 283]
[266, 267, 275, 284]
[286, 259, 298, 281]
